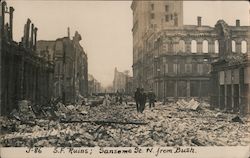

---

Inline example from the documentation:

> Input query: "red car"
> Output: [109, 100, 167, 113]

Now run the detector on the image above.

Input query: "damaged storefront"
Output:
[211, 20, 250, 115]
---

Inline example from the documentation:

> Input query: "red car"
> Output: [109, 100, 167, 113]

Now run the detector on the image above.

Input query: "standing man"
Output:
[115, 90, 119, 104]
[139, 88, 147, 113]
[134, 88, 141, 113]
[119, 93, 123, 105]
[148, 90, 156, 109]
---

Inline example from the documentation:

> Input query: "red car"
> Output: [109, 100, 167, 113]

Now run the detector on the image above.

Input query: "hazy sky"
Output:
[6, 0, 249, 87]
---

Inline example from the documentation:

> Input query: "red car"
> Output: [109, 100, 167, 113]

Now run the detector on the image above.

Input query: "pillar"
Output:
[9, 6, 14, 41]
[25, 19, 31, 48]
[34, 27, 38, 51]
[187, 80, 190, 97]
[1, 1, 6, 36]
[239, 67, 244, 115]
[175, 80, 178, 98]
[30, 23, 34, 50]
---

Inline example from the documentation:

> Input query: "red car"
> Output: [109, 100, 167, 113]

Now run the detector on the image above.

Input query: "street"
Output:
[1, 99, 249, 147]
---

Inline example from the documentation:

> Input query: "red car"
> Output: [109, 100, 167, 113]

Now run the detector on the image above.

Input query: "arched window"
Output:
[215, 40, 219, 53]
[179, 40, 185, 52]
[191, 40, 197, 53]
[232, 40, 236, 53]
[241, 40, 247, 54]
[202, 40, 208, 53]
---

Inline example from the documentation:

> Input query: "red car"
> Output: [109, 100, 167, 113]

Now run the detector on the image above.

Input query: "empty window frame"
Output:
[215, 40, 219, 53]
[179, 40, 185, 52]
[202, 40, 208, 53]
[165, 5, 169, 12]
[241, 40, 247, 54]
[165, 15, 169, 22]
[191, 40, 197, 53]
[151, 4, 154, 10]
[151, 13, 155, 19]
[232, 40, 236, 53]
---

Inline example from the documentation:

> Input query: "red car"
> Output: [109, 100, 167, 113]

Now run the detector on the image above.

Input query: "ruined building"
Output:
[0, 1, 54, 115]
[131, 0, 249, 108]
[88, 74, 101, 95]
[131, 1, 218, 101]
[113, 68, 133, 94]
[211, 20, 250, 114]
[37, 29, 88, 103]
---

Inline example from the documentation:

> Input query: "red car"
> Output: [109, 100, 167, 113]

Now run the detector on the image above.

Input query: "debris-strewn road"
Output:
[1, 99, 249, 147]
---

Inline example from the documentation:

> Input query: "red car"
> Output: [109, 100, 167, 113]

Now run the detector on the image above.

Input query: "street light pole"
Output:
[157, 67, 160, 101]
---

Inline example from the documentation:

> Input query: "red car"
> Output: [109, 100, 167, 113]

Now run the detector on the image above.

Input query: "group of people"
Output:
[134, 88, 156, 113]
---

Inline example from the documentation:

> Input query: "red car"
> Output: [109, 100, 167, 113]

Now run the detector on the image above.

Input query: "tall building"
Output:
[113, 68, 132, 94]
[131, 1, 184, 89]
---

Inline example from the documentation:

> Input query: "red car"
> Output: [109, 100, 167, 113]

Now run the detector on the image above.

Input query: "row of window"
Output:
[151, 4, 169, 12]
[156, 63, 210, 75]
[232, 40, 247, 53]
[150, 12, 177, 23]
[162, 40, 217, 53]
[161, 40, 247, 54]
[157, 80, 209, 97]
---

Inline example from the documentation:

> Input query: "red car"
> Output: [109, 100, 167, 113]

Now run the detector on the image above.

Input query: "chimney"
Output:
[67, 27, 70, 38]
[9, 6, 14, 40]
[197, 16, 202, 27]
[25, 19, 31, 48]
[236, 19, 240, 27]
[30, 23, 34, 50]
[34, 27, 38, 51]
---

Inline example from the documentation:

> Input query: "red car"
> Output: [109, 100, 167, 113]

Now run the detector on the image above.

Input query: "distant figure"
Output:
[115, 91, 119, 103]
[148, 90, 156, 109]
[119, 95, 123, 105]
[134, 88, 141, 113]
[139, 88, 147, 113]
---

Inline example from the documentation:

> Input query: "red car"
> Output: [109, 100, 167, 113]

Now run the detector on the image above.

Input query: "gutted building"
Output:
[1, 1, 53, 115]
[131, 1, 249, 113]
[131, 1, 219, 100]
[88, 74, 101, 95]
[37, 30, 88, 103]
[211, 20, 250, 115]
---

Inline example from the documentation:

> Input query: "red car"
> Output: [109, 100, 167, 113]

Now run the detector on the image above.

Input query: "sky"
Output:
[5, 0, 250, 87]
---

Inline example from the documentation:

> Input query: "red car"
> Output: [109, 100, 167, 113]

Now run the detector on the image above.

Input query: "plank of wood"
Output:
[60, 119, 148, 125]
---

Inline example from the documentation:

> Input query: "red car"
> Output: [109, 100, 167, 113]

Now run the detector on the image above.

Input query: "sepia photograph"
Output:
[0, 0, 250, 157]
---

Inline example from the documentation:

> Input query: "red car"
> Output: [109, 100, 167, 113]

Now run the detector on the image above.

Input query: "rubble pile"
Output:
[0, 99, 249, 147]
[224, 53, 247, 65]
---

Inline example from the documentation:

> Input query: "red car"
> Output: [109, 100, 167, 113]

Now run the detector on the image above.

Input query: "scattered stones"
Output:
[0, 99, 249, 147]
